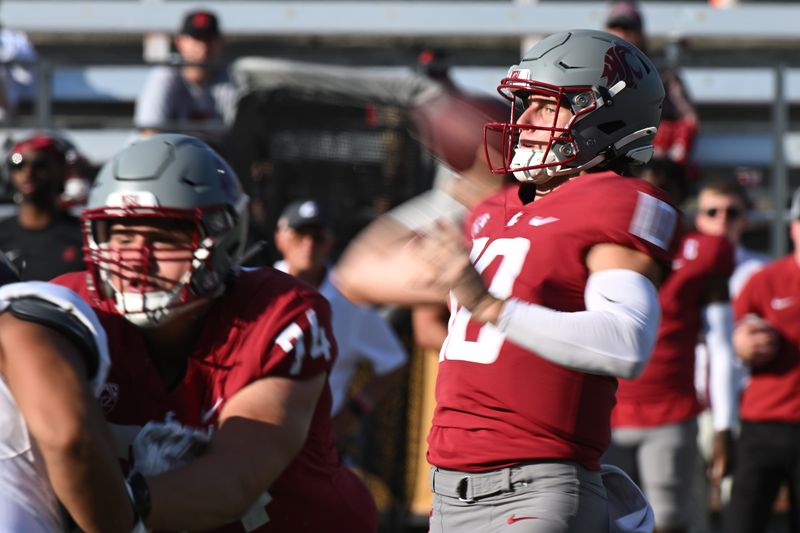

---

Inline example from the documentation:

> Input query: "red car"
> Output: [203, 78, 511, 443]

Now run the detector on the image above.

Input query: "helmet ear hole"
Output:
[598, 121, 626, 135]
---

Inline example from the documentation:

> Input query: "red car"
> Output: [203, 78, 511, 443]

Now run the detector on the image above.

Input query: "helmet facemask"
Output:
[485, 73, 603, 184]
[82, 205, 236, 328]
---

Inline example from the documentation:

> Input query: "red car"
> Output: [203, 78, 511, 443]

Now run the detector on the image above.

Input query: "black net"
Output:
[224, 88, 436, 265]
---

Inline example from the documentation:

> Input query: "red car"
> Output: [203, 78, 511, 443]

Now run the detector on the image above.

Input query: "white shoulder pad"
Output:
[0, 281, 109, 396]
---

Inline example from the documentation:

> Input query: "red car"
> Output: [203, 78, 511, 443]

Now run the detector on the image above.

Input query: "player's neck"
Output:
[17, 201, 56, 230]
[182, 65, 210, 86]
[140, 302, 211, 363]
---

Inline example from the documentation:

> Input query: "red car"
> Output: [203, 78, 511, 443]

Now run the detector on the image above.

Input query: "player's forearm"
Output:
[28, 372, 133, 532]
[335, 213, 452, 306]
[43, 410, 134, 533]
[145, 455, 264, 529]
[5, 326, 133, 532]
[145, 420, 305, 530]
[34, 393, 134, 532]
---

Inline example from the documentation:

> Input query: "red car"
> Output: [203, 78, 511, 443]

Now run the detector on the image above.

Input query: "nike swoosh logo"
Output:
[201, 397, 223, 423]
[506, 212, 524, 226]
[771, 297, 796, 310]
[529, 216, 559, 227]
[507, 514, 538, 524]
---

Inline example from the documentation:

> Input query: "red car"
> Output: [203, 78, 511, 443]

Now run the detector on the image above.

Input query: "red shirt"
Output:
[429, 172, 679, 472]
[734, 255, 800, 423]
[613, 232, 734, 428]
[54, 268, 377, 533]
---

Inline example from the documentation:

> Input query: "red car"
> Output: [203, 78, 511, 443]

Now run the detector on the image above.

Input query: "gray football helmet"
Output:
[484, 29, 665, 182]
[81, 134, 249, 327]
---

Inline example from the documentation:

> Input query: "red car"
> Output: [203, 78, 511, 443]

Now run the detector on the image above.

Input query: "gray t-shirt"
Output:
[134, 64, 239, 130]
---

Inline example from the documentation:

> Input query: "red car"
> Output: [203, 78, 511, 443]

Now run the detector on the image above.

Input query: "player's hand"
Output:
[131, 414, 212, 476]
[708, 429, 733, 485]
[408, 219, 472, 291]
[408, 219, 500, 322]
[733, 315, 779, 369]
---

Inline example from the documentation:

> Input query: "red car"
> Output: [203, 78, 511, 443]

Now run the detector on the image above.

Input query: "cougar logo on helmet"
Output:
[602, 43, 644, 89]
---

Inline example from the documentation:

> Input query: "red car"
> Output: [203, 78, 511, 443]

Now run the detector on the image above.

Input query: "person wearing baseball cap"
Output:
[180, 9, 221, 40]
[134, 8, 238, 137]
[0, 133, 85, 281]
[605, 1, 644, 45]
[274, 198, 408, 462]
[604, 0, 700, 172]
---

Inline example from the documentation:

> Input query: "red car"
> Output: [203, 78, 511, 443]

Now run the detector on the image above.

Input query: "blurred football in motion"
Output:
[411, 89, 508, 173]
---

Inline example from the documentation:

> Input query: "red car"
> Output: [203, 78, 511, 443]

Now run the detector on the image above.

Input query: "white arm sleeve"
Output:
[703, 302, 738, 431]
[496, 269, 660, 379]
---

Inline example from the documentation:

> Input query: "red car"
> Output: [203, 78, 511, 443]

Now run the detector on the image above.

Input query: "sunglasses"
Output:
[701, 206, 743, 220]
[7, 153, 53, 172]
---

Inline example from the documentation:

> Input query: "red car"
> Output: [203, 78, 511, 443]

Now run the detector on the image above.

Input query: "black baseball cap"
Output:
[278, 199, 331, 230]
[180, 9, 221, 39]
[605, 1, 643, 31]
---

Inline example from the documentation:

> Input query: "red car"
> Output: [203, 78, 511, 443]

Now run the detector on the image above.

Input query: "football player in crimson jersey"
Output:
[604, 158, 737, 533]
[337, 29, 680, 533]
[53, 134, 377, 532]
[723, 187, 800, 533]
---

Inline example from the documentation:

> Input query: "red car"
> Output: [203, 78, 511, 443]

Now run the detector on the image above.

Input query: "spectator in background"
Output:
[273, 198, 407, 452]
[605, 1, 700, 173]
[693, 178, 770, 518]
[0, 134, 84, 280]
[695, 179, 770, 297]
[0, 22, 37, 123]
[724, 187, 800, 533]
[606, 158, 737, 533]
[134, 9, 238, 139]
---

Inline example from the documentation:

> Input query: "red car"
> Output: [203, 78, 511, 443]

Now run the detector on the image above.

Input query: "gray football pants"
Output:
[429, 461, 609, 533]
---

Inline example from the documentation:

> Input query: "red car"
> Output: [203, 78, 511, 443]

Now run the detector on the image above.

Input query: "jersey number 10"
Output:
[441, 237, 530, 365]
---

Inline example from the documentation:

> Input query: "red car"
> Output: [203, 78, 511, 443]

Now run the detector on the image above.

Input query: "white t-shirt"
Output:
[274, 263, 408, 414]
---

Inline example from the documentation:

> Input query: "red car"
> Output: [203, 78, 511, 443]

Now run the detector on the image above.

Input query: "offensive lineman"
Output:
[336, 29, 680, 532]
[54, 134, 377, 532]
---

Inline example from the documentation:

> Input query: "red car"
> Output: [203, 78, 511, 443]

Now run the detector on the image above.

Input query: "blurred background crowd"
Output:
[0, 0, 799, 531]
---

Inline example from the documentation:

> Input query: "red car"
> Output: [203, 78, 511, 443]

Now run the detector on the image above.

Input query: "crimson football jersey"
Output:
[429, 172, 679, 472]
[734, 256, 800, 423]
[54, 268, 377, 533]
[613, 231, 734, 428]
